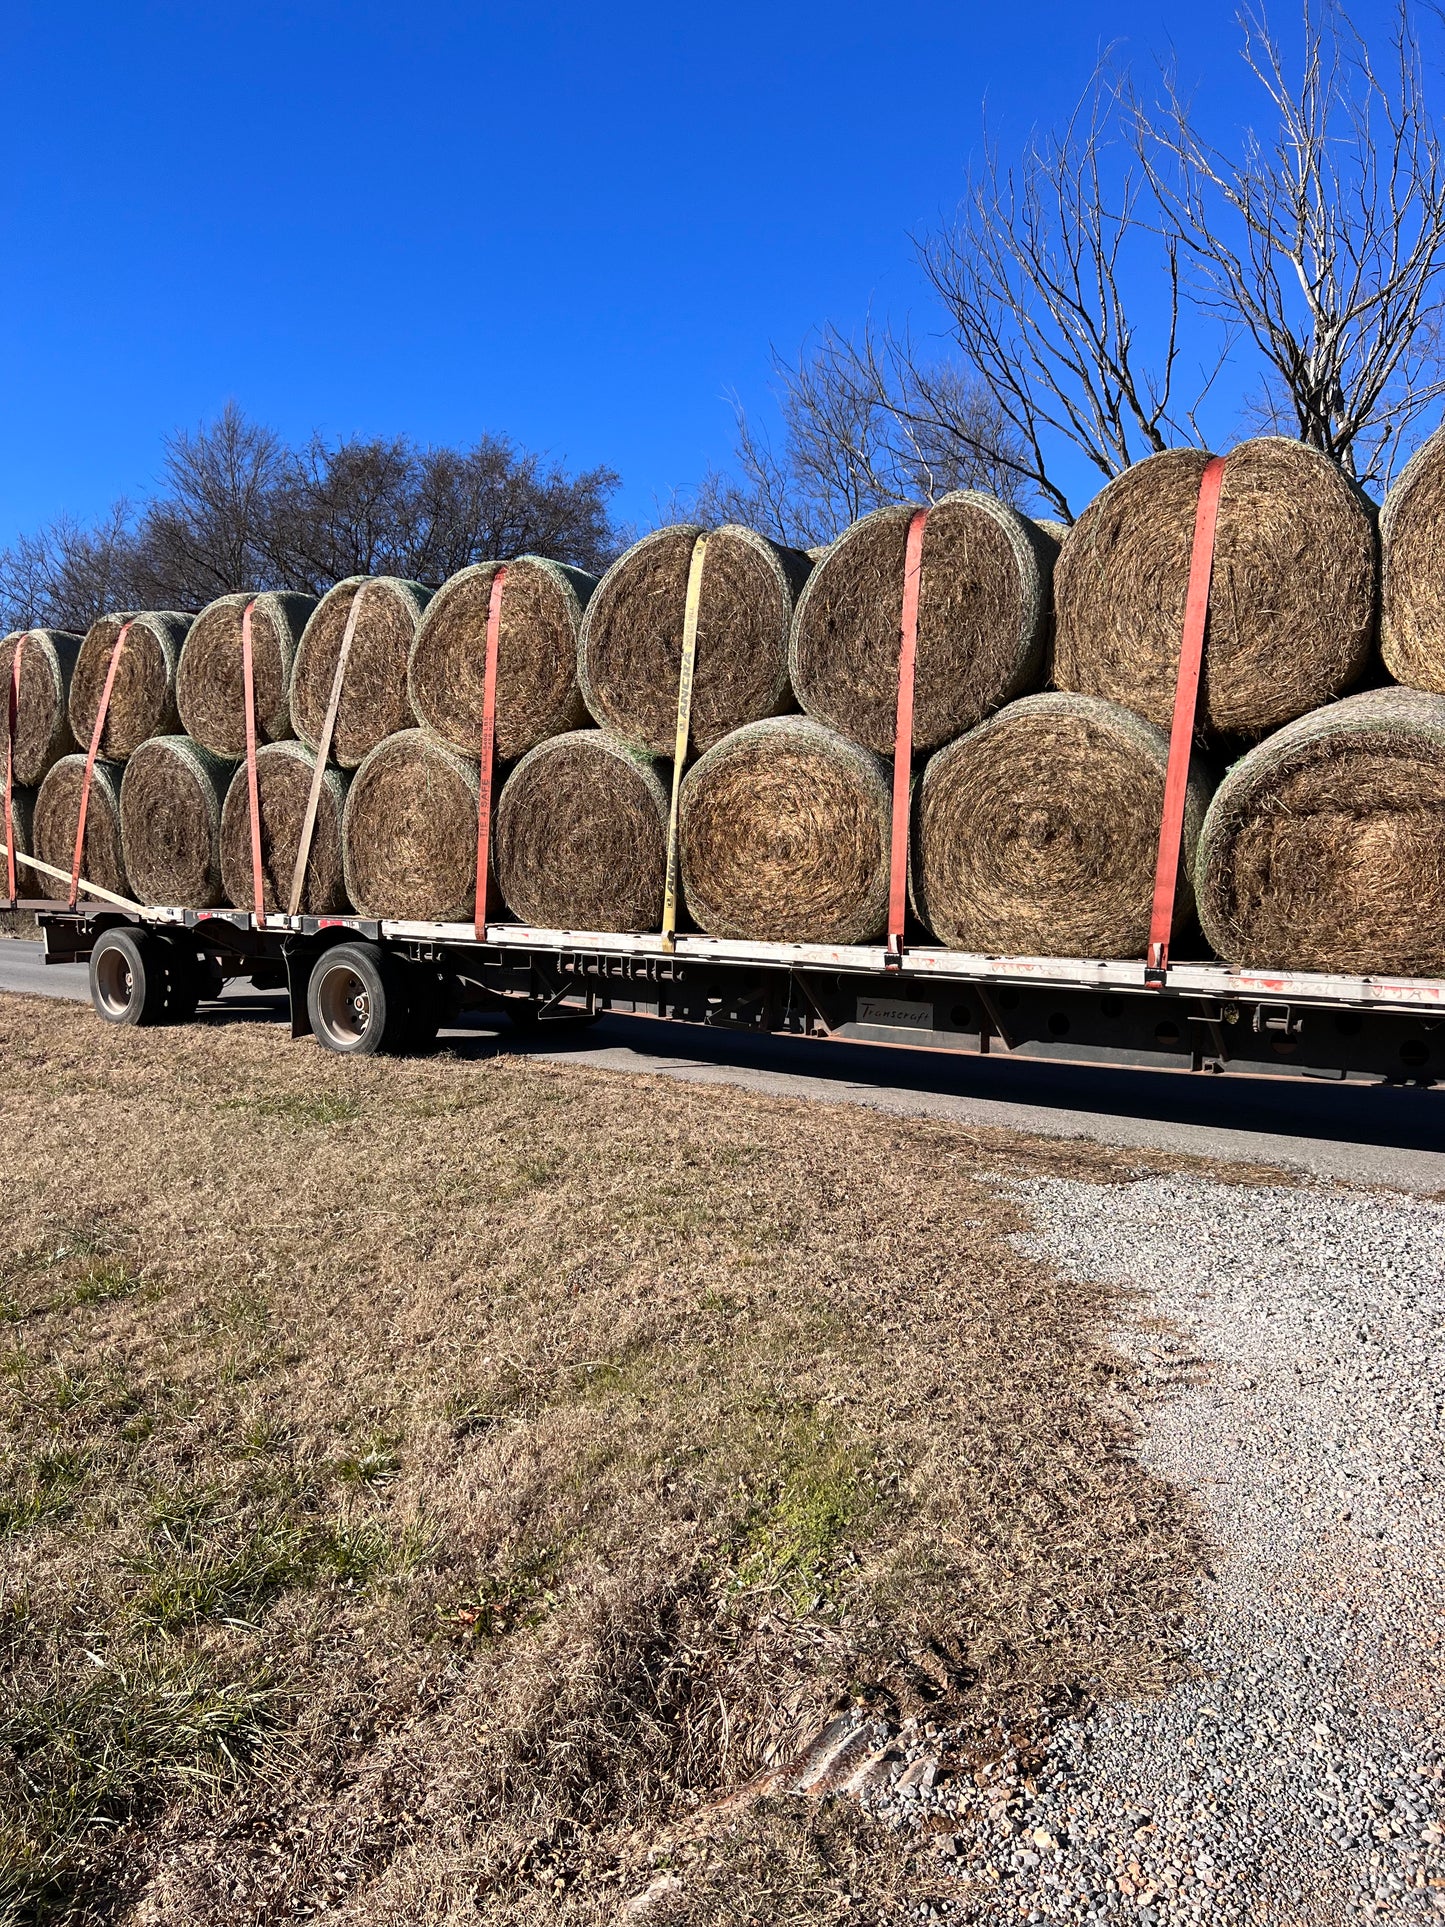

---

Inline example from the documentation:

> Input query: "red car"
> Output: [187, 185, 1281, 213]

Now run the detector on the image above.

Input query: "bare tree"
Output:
[918, 67, 1215, 520]
[134, 401, 288, 605]
[1131, 0, 1445, 488]
[0, 410, 624, 629]
[0, 502, 146, 633]
[696, 327, 1028, 548]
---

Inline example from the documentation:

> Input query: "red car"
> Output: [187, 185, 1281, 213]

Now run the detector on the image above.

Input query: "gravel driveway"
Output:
[868, 1172, 1445, 1924]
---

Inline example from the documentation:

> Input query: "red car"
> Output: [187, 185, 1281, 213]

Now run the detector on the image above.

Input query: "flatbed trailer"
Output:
[23, 898, 1445, 1089]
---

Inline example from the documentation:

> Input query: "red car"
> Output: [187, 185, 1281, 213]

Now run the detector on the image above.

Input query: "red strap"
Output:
[886, 509, 928, 962]
[70, 619, 133, 908]
[5, 633, 24, 903]
[1146, 456, 1226, 981]
[240, 599, 265, 924]
[473, 565, 508, 940]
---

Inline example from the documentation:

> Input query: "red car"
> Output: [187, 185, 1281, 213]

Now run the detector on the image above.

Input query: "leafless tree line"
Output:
[713, 0, 1445, 540]
[0, 402, 622, 633]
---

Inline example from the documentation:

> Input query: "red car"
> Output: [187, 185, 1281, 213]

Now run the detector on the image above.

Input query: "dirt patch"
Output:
[0, 997, 1207, 1923]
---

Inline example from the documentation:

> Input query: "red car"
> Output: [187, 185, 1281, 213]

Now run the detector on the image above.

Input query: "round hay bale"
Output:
[408, 556, 593, 762]
[3, 788, 42, 895]
[343, 728, 479, 922]
[679, 715, 891, 944]
[494, 730, 667, 934]
[577, 524, 811, 757]
[219, 742, 350, 915]
[68, 611, 191, 761]
[119, 736, 235, 909]
[914, 693, 1214, 959]
[33, 754, 129, 900]
[175, 591, 318, 758]
[1053, 437, 1377, 737]
[1379, 423, 1445, 693]
[0, 629, 82, 786]
[290, 577, 432, 770]
[789, 493, 1054, 756]
[1194, 687, 1445, 976]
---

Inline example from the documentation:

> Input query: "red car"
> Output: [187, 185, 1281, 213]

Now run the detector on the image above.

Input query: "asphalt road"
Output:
[4, 940, 1441, 1192]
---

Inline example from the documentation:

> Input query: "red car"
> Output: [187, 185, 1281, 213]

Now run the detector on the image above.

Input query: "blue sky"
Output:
[0, 0, 1418, 540]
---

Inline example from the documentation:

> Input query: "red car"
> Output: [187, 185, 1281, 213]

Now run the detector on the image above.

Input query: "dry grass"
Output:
[0, 996, 1208, 1925]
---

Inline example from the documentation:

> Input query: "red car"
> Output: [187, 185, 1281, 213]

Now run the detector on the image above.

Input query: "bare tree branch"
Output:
[1131, 0, 1445, 486]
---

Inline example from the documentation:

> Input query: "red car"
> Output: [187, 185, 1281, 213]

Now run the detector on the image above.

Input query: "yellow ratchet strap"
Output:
[660, 533, 708, 950]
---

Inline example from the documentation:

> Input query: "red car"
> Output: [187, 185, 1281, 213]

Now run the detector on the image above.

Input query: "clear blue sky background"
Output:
[0, 0, 1418, 541]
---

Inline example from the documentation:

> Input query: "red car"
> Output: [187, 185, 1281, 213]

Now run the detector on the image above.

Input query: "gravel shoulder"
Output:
[856, 1173, 1445, 1924]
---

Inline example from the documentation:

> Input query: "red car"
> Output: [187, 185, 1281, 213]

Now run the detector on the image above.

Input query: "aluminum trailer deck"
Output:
[26, 899, 1444, 1089]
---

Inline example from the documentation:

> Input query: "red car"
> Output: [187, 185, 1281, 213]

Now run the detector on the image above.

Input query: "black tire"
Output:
[90, 928, 169, 1027]
[306, 942, 407, 1056]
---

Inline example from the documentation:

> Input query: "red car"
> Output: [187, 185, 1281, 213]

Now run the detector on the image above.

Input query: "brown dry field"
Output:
[0, 994, 1214, 1926]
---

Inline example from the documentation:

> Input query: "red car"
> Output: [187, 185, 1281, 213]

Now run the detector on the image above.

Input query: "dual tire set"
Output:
[87, 929, 444, 1055]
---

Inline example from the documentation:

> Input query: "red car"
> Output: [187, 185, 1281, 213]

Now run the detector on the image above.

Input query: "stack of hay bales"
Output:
[18, 410, 1445, 985]
[674, 492, 1056, 945]
[0, 628, 81, 895]
[31, 612, 194, 902]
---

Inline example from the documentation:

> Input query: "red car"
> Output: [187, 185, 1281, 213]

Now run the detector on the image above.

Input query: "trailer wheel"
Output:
[90, 928, 167, 1026]
[307, 942, 406, 1055]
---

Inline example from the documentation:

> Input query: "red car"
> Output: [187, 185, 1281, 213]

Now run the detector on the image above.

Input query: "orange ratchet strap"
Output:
[70, 618, 133, 908]
[473, 566, 507, 940]
[241, 600, 265, 924]
[885, 509, 928, 966]
[4, 632, 24, 903]
[1145, 456, 1226, 985]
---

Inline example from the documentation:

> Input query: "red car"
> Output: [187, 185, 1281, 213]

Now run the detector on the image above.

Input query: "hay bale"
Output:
[220, 742, 350, 915]
[0, 629, 82, 786]
[33, 754, 129, 899]
[343, 728, 479, 922]
[494, 730, 668, 933]
[577, 524, 811, 757]
[175, 591, 318, 757]
[409, 557, 594, 761]
[789, 493, 1054, 755]
[914, 693, 1214, 959]
[1194, 687, 1445, 976]
[3, 788, 41, 895]
[119, 736, 235, 909]
[679, 715, 891, 944]
[1053, 437, 1377, 736]
[1379, 423, 1445, 693]
[68, 611, 191, 761]
[290, 577, 432, 769]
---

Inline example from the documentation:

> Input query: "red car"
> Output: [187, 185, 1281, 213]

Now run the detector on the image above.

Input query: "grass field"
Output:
[0, 996, 1209, 1924]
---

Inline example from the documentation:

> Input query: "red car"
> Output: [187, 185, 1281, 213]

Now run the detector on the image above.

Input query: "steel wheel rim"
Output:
[317, 963, 371, 1045]
[94, 946, 134, 1018]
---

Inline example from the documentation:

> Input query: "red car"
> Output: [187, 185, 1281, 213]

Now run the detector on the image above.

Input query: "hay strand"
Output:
[68, 611, 191, 761]
[33, 754, 129, 900]
[1053, 437, 1377, 737]
[1194, 686, 1445, 976]
[914, 693, 1214, 959]
[0, 630, 81, 786]
[789, 493, 1054, 755]
[220, 742, 350, 915]
[409, 557, 594, 761]
[679, 715, 891, 944]
[578, 524, 811, 756]
[290, 577, 431, 769]
[1379, 423, 1445, 693]
[175, 591, 317, 757]
[119, 736, 235, 909]
[342, 728, 478, 922]
[493, 730, 668, 933]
